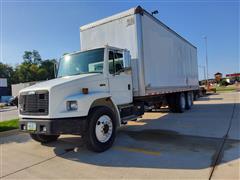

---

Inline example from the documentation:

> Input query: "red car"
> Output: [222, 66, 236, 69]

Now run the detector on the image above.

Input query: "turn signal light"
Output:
[82, 88, 88, 94]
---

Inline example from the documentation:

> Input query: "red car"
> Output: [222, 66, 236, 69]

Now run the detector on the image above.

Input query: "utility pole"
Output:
[203, 36, 209, 87]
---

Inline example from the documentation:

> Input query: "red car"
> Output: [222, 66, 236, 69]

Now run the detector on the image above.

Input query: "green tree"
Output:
[2, 50, 56, 85]
[0, 62, 17, 86]
[14, 58, 56, 83]
[39, 59, 56, 80]
[22, 50, 42, 64]
[32, 50, 42, 64]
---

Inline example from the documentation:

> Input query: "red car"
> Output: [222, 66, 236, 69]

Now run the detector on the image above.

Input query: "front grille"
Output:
[19, 90, 49, 115]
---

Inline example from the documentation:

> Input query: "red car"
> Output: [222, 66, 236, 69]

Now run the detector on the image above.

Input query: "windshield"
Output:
[57, 48, 104, 77]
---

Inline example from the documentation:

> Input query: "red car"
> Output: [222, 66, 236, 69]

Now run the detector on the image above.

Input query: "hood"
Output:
[19, 73, 100, 93]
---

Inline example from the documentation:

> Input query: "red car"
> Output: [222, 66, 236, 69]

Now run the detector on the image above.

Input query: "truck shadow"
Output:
[47, 102, 239, 170]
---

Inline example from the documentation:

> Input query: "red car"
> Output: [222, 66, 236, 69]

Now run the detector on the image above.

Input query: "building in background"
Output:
[0, 78, 11, 102]
[11, 81, 38, 97]
[226, 73, 240, 84]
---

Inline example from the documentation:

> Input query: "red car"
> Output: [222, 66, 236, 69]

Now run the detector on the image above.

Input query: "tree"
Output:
[39, 59, 56, 80]
[214, 72, 223, 83]
[0, 62, 17, 86]
[22, 50, 42, 64]
[1, 50, 56, 85]
[14, 63, 35, 83]
[32, 50, 42, 64]
[14, 58, 56, 83]
[22, 51, 32, 63]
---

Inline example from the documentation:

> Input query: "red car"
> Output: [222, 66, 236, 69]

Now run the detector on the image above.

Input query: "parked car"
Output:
[9, 96, 18, 107]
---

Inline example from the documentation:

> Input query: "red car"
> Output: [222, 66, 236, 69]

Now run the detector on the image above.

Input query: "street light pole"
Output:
[203, 36, 209, 86]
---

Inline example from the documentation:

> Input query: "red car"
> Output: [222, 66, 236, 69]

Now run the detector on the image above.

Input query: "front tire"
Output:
[30, 133, 60, 143]
[84, 106, 116, 152]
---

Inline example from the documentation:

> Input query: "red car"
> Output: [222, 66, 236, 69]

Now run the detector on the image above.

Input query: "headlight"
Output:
[67, 101, 78, 111]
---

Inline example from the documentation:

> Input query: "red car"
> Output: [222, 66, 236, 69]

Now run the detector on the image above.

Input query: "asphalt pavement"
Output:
[0, 92, 239, 179]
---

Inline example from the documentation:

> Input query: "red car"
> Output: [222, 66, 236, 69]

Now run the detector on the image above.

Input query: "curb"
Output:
[0, 107, 18, 112]
[0, 129, 22, 138]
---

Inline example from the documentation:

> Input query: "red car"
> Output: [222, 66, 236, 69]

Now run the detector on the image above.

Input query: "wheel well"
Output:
[89, 98, 121, 127]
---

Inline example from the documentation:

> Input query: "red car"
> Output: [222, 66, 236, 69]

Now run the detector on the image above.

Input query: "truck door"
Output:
[108, 50, 133, 105]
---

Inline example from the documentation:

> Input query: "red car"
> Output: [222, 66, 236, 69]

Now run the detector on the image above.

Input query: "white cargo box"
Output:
[80, 6, 198, 97]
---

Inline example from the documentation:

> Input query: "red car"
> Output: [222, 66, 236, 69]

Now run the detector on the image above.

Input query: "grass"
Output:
[0, 119, 19, 132]
[0, 104, 5, 109]
[215, 85, 237, 92]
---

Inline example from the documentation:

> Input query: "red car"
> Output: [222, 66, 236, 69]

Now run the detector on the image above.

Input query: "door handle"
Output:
[128, 84, 131, 90]
[99, 83, 106, 87]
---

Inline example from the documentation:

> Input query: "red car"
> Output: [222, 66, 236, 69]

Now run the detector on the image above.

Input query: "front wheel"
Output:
[84, 106, 116, 152]
[30, 133, 60, 143]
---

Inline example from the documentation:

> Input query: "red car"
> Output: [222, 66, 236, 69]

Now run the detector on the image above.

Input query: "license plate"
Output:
[27, 122, 37, 131]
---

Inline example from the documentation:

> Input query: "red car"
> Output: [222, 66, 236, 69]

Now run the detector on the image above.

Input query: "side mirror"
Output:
[115, 67, 132, 75]
[113, 50, 131, 75]
[54, 61, 58, 78]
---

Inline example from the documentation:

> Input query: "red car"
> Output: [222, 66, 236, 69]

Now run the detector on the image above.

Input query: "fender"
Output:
[64, 91, 121, 126]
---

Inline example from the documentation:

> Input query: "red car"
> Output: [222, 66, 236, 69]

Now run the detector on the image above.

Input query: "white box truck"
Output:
[19, 6, 199, 152]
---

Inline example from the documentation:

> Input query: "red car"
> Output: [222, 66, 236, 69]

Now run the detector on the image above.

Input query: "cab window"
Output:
[109, 51, 124, 74]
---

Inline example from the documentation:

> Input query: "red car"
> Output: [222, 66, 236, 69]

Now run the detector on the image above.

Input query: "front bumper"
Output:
[19, 117, 87, 135]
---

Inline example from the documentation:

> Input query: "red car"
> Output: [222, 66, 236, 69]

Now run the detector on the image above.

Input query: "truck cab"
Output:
[19, 46, 140, 152]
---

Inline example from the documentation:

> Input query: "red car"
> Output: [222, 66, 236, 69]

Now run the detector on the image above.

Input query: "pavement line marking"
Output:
[114, 146, 160, 156]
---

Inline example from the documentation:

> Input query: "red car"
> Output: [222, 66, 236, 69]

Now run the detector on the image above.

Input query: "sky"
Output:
[0, 0, 239, 80]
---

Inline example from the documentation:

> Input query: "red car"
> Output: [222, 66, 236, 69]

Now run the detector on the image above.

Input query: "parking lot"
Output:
[0, 92, 239, 179]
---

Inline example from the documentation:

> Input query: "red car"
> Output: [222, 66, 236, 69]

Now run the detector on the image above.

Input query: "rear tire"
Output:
[176, 92, 186, 113]
[193, 91, 199, 100]
[30, 133, 60, 143]
[185, 91, 193, 110]
[84, 106, 117, 152]
[167, 93, 186, 113]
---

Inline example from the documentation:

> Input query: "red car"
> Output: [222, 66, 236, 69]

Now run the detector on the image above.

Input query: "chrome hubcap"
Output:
[95, 115, 113, 143]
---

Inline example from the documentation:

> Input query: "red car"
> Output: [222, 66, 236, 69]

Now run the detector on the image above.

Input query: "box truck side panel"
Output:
[189, 47, 199, 86]
[141, 13, 198, 94]
[80, 14, 140, 94]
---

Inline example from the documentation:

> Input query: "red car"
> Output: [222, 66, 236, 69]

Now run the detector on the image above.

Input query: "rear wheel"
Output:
[185, 91, 193, 110]
[30, 133, 60, 143]
[167, 93, 186, 113]
[177, 92, 186, 113]
[84, 106, 116, 152]
[193, 91, 199, 100]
